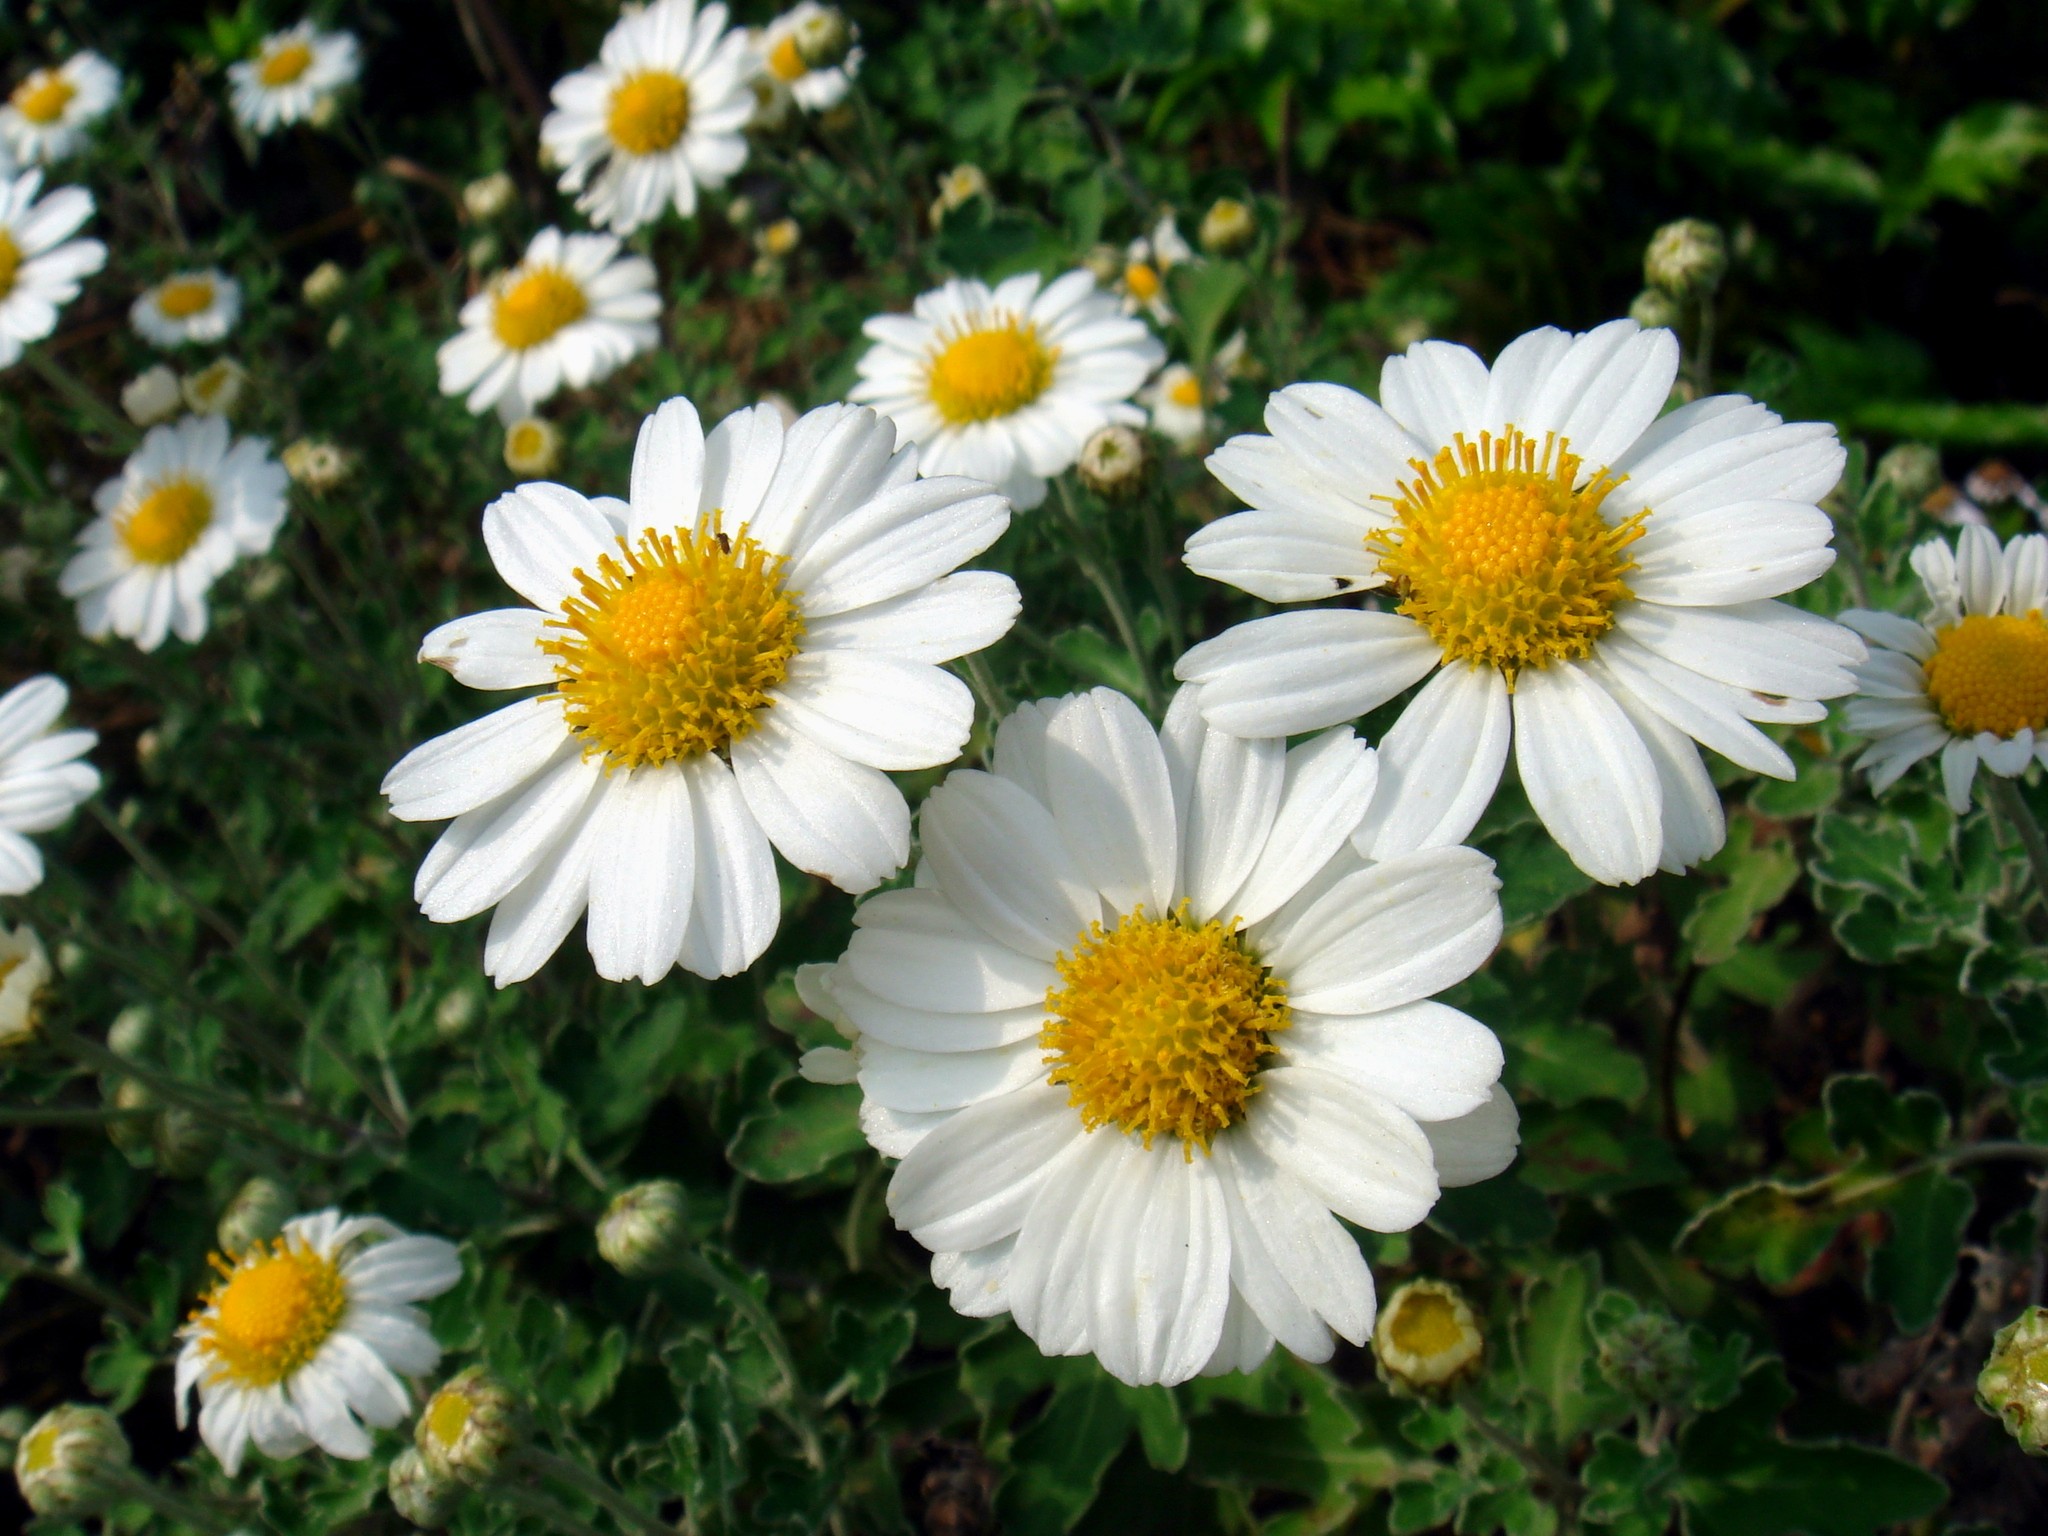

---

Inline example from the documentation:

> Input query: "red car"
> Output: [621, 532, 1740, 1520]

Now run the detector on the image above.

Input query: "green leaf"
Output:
[1490, 822, 1598, 930]
[1517, 1254, 1601, 1449]
[1168, 261, 1251, 374]
[1676, 1179, 1845, 1288]
[1682, 821, 1800, 967]
[1116, 1384, 1188, 1473]
[1823, 1074, 1950, 1162]
[1519, 1104, 1686, 1197]
[725, 1075, 867, 1184]
[1866, 1170, 1973, 1333]
[995, 1376, 1134, 1536]
[1509, 1019, 1648, 1108]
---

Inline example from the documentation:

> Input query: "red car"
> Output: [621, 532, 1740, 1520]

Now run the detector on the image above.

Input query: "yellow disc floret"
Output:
[1369, 427, 1647, 686]
[607, 69, 692, 155]
[491, 267, 587, 350]
[543, 520, 805, 769]
[767, 34, 809, 84]
[12, 70, 74, 125]
[153, 278, 217, 320]
[1123, 262, 1161, 303]
[257, 41, 315, 87]
[1924, 612, 2048, 739]
[120, 477, 214, 566]
[1042, 904, 1288, 1156]
[192, 1237, 348, 1388]
[927, 321, 1058, 425]
[0, 230, 21, 301]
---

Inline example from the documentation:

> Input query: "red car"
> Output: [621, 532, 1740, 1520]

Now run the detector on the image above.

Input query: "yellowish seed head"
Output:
[1374, 1278, 1485, 1391]
[193, 1237, 348, 1388]
[926, 321, 1058, 425]
[120, 478, 214, 566]
[153, 277, 218, 320]
[1042, 904, 1288, 1156]
[607, 69, 691, 155]
[1368, 427, 1645, 686]
[257, 40, 315, 88]
[490, 266, 587, 350]
[1923, 612, 2048, 739]
[12, 70, 74, 125]
[1123, 261, 1161, 302]
[425, 1385, 472, 1449]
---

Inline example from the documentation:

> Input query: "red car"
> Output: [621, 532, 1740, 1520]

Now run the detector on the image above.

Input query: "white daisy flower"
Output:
[0, 53, 120, 166]
[850, 271, 1165, 512]
[798, 686, 1515, 1387]
[381, 396, 1019, 987]
[1176, 319, 1864, 885]
[0, 922, 53, 1048]
[60, 415, 290, 652]
[175, 1210, 462, 1476]
[131, 269, 241, 349]
[1840, 526, 2048, 810]
[0, 676, 97, 895]
[539, 0, 755, 235]
[752, 3, 862, 113]
[1142, 362, 1217, 449]
[227, 23, 361, 137]
[1118, 211, 1195, 324]
[0, 164, 106, 369]
[436, 228, 659, 419]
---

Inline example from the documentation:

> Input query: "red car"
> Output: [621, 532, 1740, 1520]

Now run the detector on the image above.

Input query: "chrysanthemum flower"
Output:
[0, 922, 52, 1048]
[799, 686, 1516, 1387]
[131, 269, 241, 348]
[0, 675, 98, 894]
[382, 396, 1018, 986]
[60, 415, 289, 652]
[227, 23, 360, 136]
[1176, 319, 1863, 884]
[0, 164, 105, 369]
[539, 0, 755, 235]
[437, 228, 658, 419]
[751, 3, 862, 113]
[1840, 526, 2048, 809]
[175, 1210, 461, 1476]
[0, 53, 120, 165]
[850, 272, 1164, 511]
[1119, 211, 1195, 324]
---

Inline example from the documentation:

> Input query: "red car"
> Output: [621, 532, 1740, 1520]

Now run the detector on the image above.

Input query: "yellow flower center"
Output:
[1387, 1288, 1466, 1359]
[506, 421, 549, 461]
[1167, 373, 1203, 409]
[120, 477, 214, 566]
[926, 320, 1058, 426]
[0, 230, 21, 301]
[425, 1386, 473, 1448]
[153, 277, 218, 320]
[768, 34, 810, 84]
[1042, 904, 1288, 1155]
[1923, 611, 2048, 739]
[12, 71, 74, 125]
[20, 1423, 58, 1472]
[490, 266, 587, 350]
[1368, 427, 1647, 687]
[607, 69, 692, 155]
[543, 521, 805, 769]
[193, 1238, 348, 1388]
[257, 40, 315, 87]
[1123, 261, 1161, 302]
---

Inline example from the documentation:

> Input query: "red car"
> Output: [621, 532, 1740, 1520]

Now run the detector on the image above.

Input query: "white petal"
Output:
[417, 609, 557, 691]
[585, 766, 694, 984]
[1043, 688, 1178, 917]
[1224, 728, 1380, 928]
[481, 482, 618, 613]
[1512, 661, 1663, 885]
[381, 696, 571, 823]
[1283, 999, 1503, 1122]
[887, 1083, 1082, 1253]
[1177, 609, 1442, 738]
[919, 769, 1099, 958]
[1423, 1084, 1520, 1186]
[729, 713, 909, 893]
[1352, 663, 1510, 860]
[1247, 1068, 1438, 1232]
[677, 755, 780, 978]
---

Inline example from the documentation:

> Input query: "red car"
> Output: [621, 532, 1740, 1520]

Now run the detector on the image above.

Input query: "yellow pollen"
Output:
[1124, 261, 1161, 302]
[0, 230, 20, 301]
[1923, 612, 2048, 739]
[768, 34, 809, 84]
[153, 278, 217, 320]
[20, 1423, 58, 1472]
[1368, 427, 1646, 687]
[257, 40, 315, 87]
[1042, 904, 1288, 1156]
[425, 1387, 473, 1448]
[120, 478, 214, 566]
[490, 266, 587, 350]
[544, 520, 804, 769]
[607, 69, 692, 155]
[1167, 374, 1203, 409]
[927, 320, 1058, 425]
[192, 1238, 347, 1388]
[11, 70, 74, 125]
[1387, 1289, 1466, 1359]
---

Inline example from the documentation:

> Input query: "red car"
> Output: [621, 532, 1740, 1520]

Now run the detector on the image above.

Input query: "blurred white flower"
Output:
[462, 170, 517, 221]
[122, 365, 182, 426]
[0, 674, 99, 895]
[501, 416, 562, 476]
[0, 923, 52, 1047]
[928, 163, 987, 227]
[282, 438, 353, 492]
[181, 357, 248, 417]
[0, 53, 120, 165]
[0, 163, 105, 369]
[1118, 210, 1195, 324]
[228, 23, 361, 137]
[131, 269, 241, 348]
[751, 3, 862, 113]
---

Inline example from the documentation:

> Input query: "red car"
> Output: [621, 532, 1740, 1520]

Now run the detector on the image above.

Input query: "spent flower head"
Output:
[1374, 1279, 1485, 1392]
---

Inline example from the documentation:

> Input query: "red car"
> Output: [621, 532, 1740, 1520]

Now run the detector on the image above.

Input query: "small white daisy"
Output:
[798, 686, 1516, 1387]
[227, 23, 361, 137]
[1141, 333, 1246, 448]
[1175, 319, 1865, 885]
[1840, 526, 2048, 810]
[131, 269, 241, 348]
[0, 164, 106, 369]
[752, 3, 862, 113]
[0, 676, 97, 896]
[175, 1210, 462, 1476]
[0, 922, 52, 1048]
[382, 396, 1019, 987]
[436, 227, 659, 419]
[0, 53, 120, 166]
[539, 0, 755, 235]
[850, 271, 1165, 511]
[60, 415, 290, 652]
[1118, 211, 1195, 324]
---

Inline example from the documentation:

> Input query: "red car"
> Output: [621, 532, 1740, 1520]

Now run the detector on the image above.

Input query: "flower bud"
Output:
[217, 1176, 292, 1257]
[1595, 1308, 1692, 1403]
[327, 316, 352, 349]
[282, 438, 354, 493]
[755, 217, 800, 261]
[596, 1179, 691, 1278]
[153, 1102, 223, 1177]
[308, 93, 340, 130]
[1373, 1279, 1484, 1393]
[388, 1444, 462, 1527]
[120, 365, 182, 427]
[1627, 287, 1683, 333]
[1875, 442, 1942, 506]
[1643, 218, 1728, 301]
[929, 164, 988, 227]
[180, 358, 247, 418]
[302, 260, 346, 306]
[434, 987, 480, 1038]
[13, 1404, 131, 1518]
[503, 418, 563, 478]
[1076, 424, 1151, 501]
[417, 1367, 525, 1485]
[106, 1005, 151, 1059]
[462, 171, 517, 222]
[793, 7, 856, 71]
[106, 1076, 156, 1157]
[1199, 196, 1256, 256]
[0, 924, 52, 1052]
[1980, 1306, 2048, 1455]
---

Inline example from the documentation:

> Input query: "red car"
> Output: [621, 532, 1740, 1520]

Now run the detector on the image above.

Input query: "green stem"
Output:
[1053, 480, 1159, 713]
[675, 1252, 826, 1469]
[1138, 486, 1188, 658]
[521, 1447, 677, 1536]
[494, 1474, 622, 1536]
[0, 1237, 150, 1329]
[106, 1468, 244, 1534]
[957, 652, 1011, 732]
[1986, 776, 2048, 913]
[1457, 1394, 1579, 1526]
[0, 1104, 159, 1127]
[24, 348, 134, 446]
[1689, 292, 1717, 397]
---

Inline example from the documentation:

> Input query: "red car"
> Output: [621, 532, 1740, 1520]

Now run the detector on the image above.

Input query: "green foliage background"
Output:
[3, 0, 2047, 1532]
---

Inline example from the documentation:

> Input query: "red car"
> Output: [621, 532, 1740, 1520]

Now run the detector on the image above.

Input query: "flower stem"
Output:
[674, 1251, 827, 1469]
[1053, 479, 1159, 712]
[0, 1237, 150, 1328]
[24, 347, 134, 447]
[1987, 776, 2048, 913]
[106, 1469, 245, 1534]
[520, 1447, 678, 1536]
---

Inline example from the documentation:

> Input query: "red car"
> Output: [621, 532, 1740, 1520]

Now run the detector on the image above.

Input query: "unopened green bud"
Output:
[388, 1444, 462, 1527]
[1077, 424, 1151, 501]
[1595, 1309, 1692, 1403]
[302, 260, 346, 306]
[434, 987, 480, 1039]
[1373, 1279, 1484, 1393]
[154, 1103, 223, 1177]
[1627, 287, 1683, 332]
[793, 7, 855, 71]
[417, 1367, 525, 1485]
[13, 1404, 131, 1517]
[1644, 218, 1727, 301]
[1980, 1306, 2048, 1455]
[1199, 196, 1256, 256]
[217, 1177, 292, 1256]
[596, 1179, 691, 1278]
[1875, 442, 1942, 506]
